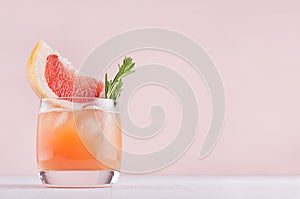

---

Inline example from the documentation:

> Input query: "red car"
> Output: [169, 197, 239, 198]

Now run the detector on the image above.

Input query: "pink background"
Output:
[1, 0, 300, 175]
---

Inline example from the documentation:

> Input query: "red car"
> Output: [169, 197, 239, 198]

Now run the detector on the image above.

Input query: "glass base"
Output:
[39, 170, 119, 188]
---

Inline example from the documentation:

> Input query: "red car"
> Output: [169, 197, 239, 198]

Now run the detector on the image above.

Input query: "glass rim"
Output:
[41, 97, 116, 102]
[40, 97, 118, 112]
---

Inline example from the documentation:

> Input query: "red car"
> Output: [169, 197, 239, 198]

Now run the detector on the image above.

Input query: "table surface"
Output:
[0, 175, 300, 199]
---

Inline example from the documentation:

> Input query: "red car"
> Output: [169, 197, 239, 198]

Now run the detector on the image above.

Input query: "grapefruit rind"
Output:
[27, 40, 59, 99]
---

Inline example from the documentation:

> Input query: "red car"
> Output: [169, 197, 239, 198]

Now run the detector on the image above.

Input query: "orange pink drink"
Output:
[37, 98, 122, 186]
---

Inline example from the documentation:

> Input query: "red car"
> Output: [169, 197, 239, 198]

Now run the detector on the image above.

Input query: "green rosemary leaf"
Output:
[104, 57, 135, 101]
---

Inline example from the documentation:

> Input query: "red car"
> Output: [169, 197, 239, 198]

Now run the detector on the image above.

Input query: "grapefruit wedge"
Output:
[26, 40, 103, 101]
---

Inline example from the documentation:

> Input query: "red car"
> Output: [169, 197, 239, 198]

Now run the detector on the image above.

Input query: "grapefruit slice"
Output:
[26, 40, 103, 101]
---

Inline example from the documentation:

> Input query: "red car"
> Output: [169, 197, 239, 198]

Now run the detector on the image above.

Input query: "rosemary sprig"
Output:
[105, 57, 135, 101]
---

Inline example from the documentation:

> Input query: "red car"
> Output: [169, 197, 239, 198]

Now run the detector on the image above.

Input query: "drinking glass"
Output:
[37, 97, 122, 187]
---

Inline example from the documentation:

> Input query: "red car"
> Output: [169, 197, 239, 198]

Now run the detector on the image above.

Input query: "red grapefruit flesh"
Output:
[45, 54, 103, 99]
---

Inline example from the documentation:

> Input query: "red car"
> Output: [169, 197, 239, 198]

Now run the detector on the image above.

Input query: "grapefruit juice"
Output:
[37, 98, 122, 187]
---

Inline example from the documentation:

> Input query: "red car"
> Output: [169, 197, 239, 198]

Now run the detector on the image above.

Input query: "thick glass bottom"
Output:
[39, 170, 119, 188]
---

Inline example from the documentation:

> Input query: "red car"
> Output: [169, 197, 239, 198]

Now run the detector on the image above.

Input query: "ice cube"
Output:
[52, 111, 68, 131]
[75, 110, 103, 156]
[77, 117, 102, 139]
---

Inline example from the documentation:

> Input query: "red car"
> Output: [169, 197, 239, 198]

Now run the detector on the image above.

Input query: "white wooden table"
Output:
[0, 175, 299, 199]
